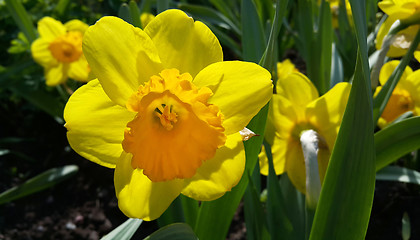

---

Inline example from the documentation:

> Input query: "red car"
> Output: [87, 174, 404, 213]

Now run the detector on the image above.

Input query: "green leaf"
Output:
[101, 218, 143, 240]
[264, 142, 293, 239]
[279, 173, 305, 240]
[241, 0, 266, 63]
[177, 3, 241, 36]
[157, 0, 170, 14]
[243, 167, 269, 240]
[402, 212, 411, 240]
[144, 223, 198, 240]
[0, 165, 78, 205]
[373, 29, 420, 125]
[376, 166, 420, 185]
[5, 0, 37, 43]
[375, 116, 420, 171]
[313, 0, 333, 94]
[209, 0, 240, 27]
[55, 0, 71, 17]
[309, 0, 375, 238]
[118, 3, 133, 25]
[157, 196, 185, 227]
[129, 1, 142, 28]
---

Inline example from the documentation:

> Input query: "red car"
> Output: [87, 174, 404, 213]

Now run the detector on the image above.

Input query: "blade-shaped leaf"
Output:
[0, 165, 78, 205]
[101, 218, 143, 240]
[309, 0, 376, 238]
[241, 0, 266, 63]
[376, 166, 420, 185]
[144, 223, 198, 240]
[375, 116, 420, 171]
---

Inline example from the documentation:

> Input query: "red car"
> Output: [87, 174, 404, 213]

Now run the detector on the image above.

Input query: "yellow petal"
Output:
[64, 80, 136, 168]
[405, 69, 420, 115]
[379, 60, 413, 86]
[269, 94, 298, 135]
[285, 140, 306, 193]
[115, 152, 184, 220]
[68, 57, 89, 82]
[181, 132, 245, 201]
[414, 51, 420, 62]
[83, 16, 163, 106]
[305, 82, 351, 149]
[64, 19, 89, 33]
[31, 38, 56, 67]
[259, 133, 287, 176]
[276, 72, 319, 111]
[193, 61, 273, 134]
[144, 9, 223, 77]
[45, 63, 68, 86]
[37, 17, 66, 41]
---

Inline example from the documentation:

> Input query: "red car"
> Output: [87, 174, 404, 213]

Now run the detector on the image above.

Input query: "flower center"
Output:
[382, 87, 414, 122]
[122, 69, 226, 182]
[48, 31, 83, 63]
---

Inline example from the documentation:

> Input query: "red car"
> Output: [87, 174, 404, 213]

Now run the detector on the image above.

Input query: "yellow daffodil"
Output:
[260, 71, 351, 194]
[277, 59, 298, 80]
[31, 17, 90, 86]
[375, 60, 420, 128]
[327, 0, 352, 28]
[140, 12, 155, 28]
[64, 10, 272, 220]
[376, 0, 420, 57]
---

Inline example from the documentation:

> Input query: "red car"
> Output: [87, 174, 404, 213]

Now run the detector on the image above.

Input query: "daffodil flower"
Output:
[260, 68, 350, 194]
[31, 17, 90, 86]
[327, 0, 352, 28]
[140, 12, 155, 28]
[375, 60, 420, 128]
[64, 10, 272, 220]
[376, 0, 420, 57]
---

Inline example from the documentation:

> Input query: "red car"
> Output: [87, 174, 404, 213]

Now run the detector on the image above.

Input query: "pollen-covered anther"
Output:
[155, 104, 178, 130]
[122, 68, 226, 182]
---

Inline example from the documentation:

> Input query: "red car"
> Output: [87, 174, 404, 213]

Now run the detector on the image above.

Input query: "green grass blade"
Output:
[180, 195, 198, 229]
[375, 116, 420, 171]
[55, 0, 71, 18]
[5, 0, 37, 43]
[209, 0, 240, 27]
[129, 0, 142, 28]
[157, 0, 170, 14]
[376, 166, 420, 185]
[264, 142, 293, 239]
[314, 0, 333, 94]
[309, 0, 375, 237]
[241, 0, 266, 63]
[157, 196, 185, 227]
[118, 3, 133, 25]
[0, 165, 78, 205]
[243, 168, 269, 240]
[309, 54, 376, 240]
[101, 218, 143, 240]
[279, 173, 305, 240]
[177, 3, 241, 36]
[373, 29, 420, 125]
[144, 223, 198, 240]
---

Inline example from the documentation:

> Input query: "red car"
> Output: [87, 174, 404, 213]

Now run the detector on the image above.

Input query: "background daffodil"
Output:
[260, 69, 350, 194]
[376, 0, 420, 57]
[375, 60, 420, 128]
[64, 9, 272, 220]
[31, 17, 90, 86]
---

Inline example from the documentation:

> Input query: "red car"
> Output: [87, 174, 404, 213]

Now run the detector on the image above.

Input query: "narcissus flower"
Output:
[31, 17, 90, 86]
[140, 12, 155, 28]
[376, 0, 420, 57]
[64, 10, 272, 220]
[260, 71, 350, 193]
[327, 0, 352, 28]
[375, 60, 420, 128]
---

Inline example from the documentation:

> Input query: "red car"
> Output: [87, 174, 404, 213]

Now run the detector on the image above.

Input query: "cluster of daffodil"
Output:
[14, 0, 420, 238]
